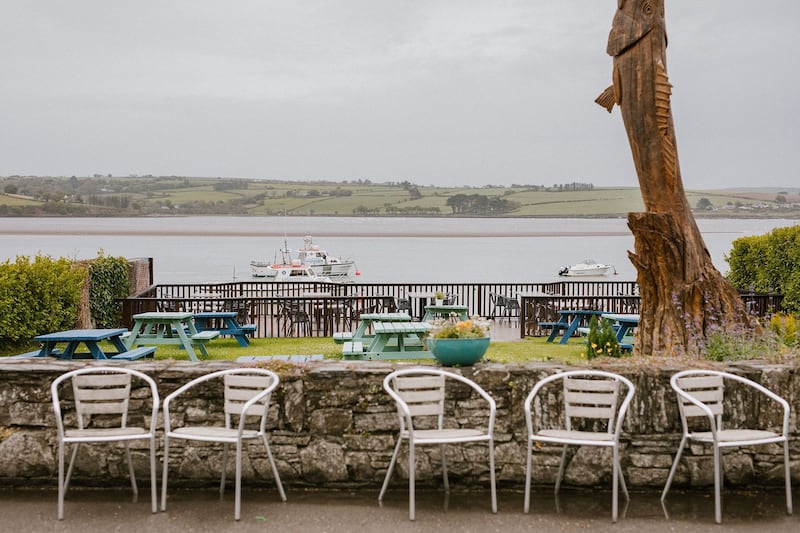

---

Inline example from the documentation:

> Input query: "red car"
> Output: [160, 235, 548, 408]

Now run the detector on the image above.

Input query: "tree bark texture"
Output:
[598, 0, 750, 355]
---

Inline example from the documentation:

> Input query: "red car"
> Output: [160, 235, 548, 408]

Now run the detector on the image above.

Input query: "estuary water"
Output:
[0, 217, 795, 284]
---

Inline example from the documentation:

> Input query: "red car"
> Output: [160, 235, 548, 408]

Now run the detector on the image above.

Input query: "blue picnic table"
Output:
[193, 311, 256, 347]
[601, 313, 640, 341]
[19, 328, 155, 360]
[544, 309, 606, 344]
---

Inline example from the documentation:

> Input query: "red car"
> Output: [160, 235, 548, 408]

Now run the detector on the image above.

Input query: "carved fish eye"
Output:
[642, 2, 654, 16]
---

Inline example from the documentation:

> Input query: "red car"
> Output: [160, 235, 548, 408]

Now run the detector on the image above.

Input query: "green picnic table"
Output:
[333, 312, 411, 344]
[421, 305, 469, 323]
[125, 311, 219, 361]
[344, 321, 432, 361]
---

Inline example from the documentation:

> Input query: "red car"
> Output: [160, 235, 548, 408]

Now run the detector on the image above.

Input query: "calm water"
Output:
[0, 217, 795, 284]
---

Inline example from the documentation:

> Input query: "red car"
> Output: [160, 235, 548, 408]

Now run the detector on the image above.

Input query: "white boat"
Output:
[558, 259, 616, 277]
[250, 236, 357, 282]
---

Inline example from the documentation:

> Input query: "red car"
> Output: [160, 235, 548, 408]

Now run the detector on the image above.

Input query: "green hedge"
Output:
[0, 252, 130, 349]
[88, 252, 130, 328]
[727, 225, 800, 313]
[0, 255, 86, 347]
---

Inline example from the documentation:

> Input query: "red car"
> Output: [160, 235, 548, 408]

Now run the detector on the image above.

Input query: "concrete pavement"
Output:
[1, 487, 796, 533]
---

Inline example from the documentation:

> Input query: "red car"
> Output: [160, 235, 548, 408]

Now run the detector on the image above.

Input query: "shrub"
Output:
[88, 251, 130, 328]
[768, 313, 800, 348]
[0, 255, 85, 348]
[583, 316, 622, 359]
[727, 225, 800, 313]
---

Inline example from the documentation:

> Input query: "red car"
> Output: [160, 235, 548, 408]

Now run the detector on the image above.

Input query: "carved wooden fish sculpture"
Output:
[596, 0, 685, 215]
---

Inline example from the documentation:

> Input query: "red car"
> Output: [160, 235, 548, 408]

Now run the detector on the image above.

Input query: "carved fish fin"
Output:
[595, 85, 616, 113]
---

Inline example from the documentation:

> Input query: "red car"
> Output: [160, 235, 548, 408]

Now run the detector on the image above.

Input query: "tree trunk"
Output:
[598, 1, 751, 355]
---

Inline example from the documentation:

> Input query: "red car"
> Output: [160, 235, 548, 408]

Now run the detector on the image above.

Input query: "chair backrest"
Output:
[225, 371, 278, 419]
[525, 370, 634, 436]
[562, 375, 621, 433]
[673, 372, 725, 422]
[389, 373, 446, 431]
[384, 368, 496, 434]
[52, 367, 159, 434]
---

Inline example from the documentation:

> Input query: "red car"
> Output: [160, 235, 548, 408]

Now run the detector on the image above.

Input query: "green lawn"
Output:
[2, 336, 588, 364]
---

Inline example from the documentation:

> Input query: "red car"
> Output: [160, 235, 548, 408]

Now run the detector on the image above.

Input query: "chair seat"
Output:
[65, 426, 149, 439]
[404, 428, 488, 443]
[535, 429, 616, 443]
[688, 429, 784, 444]
[170, 426, 261, 440]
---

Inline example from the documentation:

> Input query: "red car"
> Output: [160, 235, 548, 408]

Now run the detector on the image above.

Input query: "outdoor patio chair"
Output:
[661, 370, 792, 524]
[51, 366, 159, 520]
[161, 368, 286, 520]
[523, 370, 635, 522]
[378, 368, 497, 520]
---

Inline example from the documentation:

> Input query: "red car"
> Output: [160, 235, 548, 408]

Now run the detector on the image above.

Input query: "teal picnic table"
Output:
[601, 313, 640, 340]
[349, 321, 432, 361]
[421, 305, 469, 323]
[193, 311, 256, 347]
[334, 312, 411, 345]
[17, 328, 156, 360]
[125, 311, 219, 361]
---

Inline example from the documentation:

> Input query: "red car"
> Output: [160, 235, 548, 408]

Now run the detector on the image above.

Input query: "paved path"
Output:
[1, 488, 796, 533]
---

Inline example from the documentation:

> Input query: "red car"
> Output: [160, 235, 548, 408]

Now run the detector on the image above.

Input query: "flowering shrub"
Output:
[769, 313, 800, 347]
[430, 315, 490, 339]
[583, 316, 623, 359]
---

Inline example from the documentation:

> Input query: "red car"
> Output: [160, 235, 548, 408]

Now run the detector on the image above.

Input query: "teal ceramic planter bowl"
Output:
[424, 337, 490, 366]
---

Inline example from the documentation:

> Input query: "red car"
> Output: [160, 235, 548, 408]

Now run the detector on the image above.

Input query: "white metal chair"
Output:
[161, 368, 286, 520]
[523, 370, 635, 522]
[378, 368, 497, 520]
[51, 366, 159, 520]
[661, 370, 792, 524]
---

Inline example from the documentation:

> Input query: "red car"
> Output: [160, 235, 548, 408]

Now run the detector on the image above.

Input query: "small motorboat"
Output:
[558, 259, 617, 277]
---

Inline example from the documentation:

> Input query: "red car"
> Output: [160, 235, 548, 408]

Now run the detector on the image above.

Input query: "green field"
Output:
[1, 175, 798, 218]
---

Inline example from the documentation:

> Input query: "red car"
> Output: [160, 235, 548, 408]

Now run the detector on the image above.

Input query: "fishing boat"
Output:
[558, 259, 616, 277]
[250, 236, 358, 282]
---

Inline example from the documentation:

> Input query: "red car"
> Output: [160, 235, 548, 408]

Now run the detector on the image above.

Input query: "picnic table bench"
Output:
[193, 311, 256, 347]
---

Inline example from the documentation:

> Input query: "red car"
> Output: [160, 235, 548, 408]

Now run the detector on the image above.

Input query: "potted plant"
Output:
[424, 315, 491, 366]
[434, 291, 445, 306]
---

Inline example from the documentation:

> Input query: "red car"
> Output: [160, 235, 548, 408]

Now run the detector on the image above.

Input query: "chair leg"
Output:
[784, 439, 793, 515]
[161, 435, 170, 512]
[378, 437, 403, 502]
[554, 444, 568, 494]
[489, 439, 497, 514]
[440, 445, 449, 493]
[660, 436, 687, 501]
[524, 438, 533, 513]
[149, 436, 157, 514]
[220, 443, 229, 494]
[261, 434, 287, 501]
[58, 440, 65, 520]
[408, 442, 415, 521]
[124, 442, 138, 495]
[234, 441, 243, 521]
[714, 445, 722, 524]
[64, 442, 80, 492]
[612, 445, 619, 523]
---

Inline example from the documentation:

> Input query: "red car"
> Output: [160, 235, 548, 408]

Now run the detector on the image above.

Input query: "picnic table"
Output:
[193, 311, 256, 347]
[601, 313, 640, 341]
[421, 305, 469, 323]
[17, 328, 155, 360]
[543, 309, 605, 344]
[344, 321, 432, 361]
[333, 312, 411, 344]
[125, 311, 218, 361]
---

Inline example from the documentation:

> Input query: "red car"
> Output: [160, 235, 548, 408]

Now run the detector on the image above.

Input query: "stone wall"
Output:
[0, 359, 797, 491]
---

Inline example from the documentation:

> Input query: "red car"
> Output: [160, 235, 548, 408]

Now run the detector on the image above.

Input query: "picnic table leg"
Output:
[63, 342, 78, 359]
[183, 320, 206, 359]
[546, 329, 561, 343]
[559, 318, 581, 345]
[86, 341, 107, 359]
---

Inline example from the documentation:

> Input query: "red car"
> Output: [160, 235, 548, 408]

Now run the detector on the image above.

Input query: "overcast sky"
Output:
[2, 1, 798, 189]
